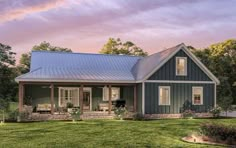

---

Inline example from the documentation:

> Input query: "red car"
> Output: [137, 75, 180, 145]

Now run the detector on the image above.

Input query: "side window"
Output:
[192, 87, 203, 105]
[176, 57, 187, 76]
[159, 86, 170, 105]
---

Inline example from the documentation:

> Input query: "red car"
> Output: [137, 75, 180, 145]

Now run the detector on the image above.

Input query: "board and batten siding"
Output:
[148, 49, 212, 81]
[136, 83, 143, 113]
[144, 83, 215, 114]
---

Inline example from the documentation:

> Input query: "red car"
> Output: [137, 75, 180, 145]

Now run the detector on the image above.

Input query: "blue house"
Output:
[16, 43, 220, 119]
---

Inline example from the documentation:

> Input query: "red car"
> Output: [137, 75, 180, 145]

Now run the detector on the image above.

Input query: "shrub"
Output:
[114, 107, 127, 120]
[182, 109, 195, 118]
[66, 102, 74, 108]
[200, 123, 236, 145]
[70, 107, 80, 122]
[209, 106, 221, 118]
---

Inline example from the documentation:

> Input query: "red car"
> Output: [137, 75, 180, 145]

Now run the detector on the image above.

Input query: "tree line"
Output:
[0, 38, 235, 112]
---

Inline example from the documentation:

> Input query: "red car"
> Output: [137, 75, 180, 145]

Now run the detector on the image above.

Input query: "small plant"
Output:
[182, 109, 195, 119]
[209, 106, 221, 118]
[114, 107, 127, 120]
[199, 123, 236, 145]
[66, 102, 74, 108]
[70, 107, 80, 122]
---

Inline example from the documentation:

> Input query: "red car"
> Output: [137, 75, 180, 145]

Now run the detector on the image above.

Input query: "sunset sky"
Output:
[0, 0, 236, 62]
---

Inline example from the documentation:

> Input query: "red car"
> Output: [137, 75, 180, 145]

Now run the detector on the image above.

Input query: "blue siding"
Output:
[148, 49, 212, 81]
[145, 83, 215, 114]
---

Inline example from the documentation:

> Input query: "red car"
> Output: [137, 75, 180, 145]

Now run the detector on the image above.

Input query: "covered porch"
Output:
[18, 82, 138, 117]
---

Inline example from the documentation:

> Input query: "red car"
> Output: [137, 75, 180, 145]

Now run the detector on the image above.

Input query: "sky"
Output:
[0, 0, 236, 63]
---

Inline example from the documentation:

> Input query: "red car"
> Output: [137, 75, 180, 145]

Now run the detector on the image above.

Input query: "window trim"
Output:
[58, 87, 79, 107]
[192, 87, 203, 105]
[103, 87, 120, 101]
[176, 57, 187, 76]
[159, 86, 171, 106]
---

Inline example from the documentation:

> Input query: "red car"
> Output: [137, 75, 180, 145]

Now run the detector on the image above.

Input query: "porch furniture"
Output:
[37, 104, 55, 113]
[114, 100, 126, 108]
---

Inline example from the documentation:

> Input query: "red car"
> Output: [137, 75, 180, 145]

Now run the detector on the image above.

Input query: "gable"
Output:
[148, 49, 212, 81]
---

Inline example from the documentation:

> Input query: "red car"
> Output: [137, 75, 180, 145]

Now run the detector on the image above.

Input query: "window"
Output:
[176, 57, 187, 76]
[159, 86, 170, 105]
[103, 87, 120, 101]
[192, 87, 203, 105]
[59, 87, 79, 107]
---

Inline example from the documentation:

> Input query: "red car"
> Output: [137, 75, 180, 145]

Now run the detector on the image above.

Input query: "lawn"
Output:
[0, 119, 235, 148]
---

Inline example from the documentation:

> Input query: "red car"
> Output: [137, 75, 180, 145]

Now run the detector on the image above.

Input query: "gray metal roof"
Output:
[16, 51, 143, 82]
[16, 43, 203, 83]
[132, 44, 181, 80]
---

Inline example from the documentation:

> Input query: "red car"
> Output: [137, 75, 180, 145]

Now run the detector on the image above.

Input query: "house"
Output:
[15, 43, 220, 119]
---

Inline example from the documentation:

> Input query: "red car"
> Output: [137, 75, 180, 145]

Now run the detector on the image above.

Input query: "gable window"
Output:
[159, 86, 170, 105]
[176, 57, 187, 76]
[192, 87, 203, 105]
[103, 87, 120, 101]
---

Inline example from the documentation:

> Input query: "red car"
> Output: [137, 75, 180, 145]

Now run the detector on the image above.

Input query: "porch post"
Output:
[18, 82, 23, 112]
[108, 84, 112, 114]
[79, 84, 84, 114]
[134, 84, 137, 112]
[50, 84, 54, 114]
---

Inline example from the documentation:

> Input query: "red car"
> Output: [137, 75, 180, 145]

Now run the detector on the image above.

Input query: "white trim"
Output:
[142, 82, 145, 114]
[58, 87, 80, 107]
[58, 87, 92, 111]
[15, 78, 136, 83]
[175, 57, 187, 76]
[192, 87, 203, 105]
[214, 83, 217, 107]
[102, 86, 120, 101]
[145, 80, 215, 84]
[83, 87, 92, 111]
[159, 86, 171, 106]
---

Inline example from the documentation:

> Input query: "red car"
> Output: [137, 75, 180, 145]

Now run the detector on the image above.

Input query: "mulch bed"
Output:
[182, 135, 236, 147]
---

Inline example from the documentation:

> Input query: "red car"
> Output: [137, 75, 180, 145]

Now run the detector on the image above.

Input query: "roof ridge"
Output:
[32, 50, 142, 58]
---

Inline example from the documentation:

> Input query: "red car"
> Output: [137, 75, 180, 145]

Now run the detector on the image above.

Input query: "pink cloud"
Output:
[0, 0, 66, 23]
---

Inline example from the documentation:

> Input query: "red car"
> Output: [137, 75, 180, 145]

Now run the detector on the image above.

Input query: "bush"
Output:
[70, 107, 80, 122]
[66, 102, 74, 108]
[182, 109, 195, 118]
[114, 107, 127, 120]
[209, 106, 221, 118]
[200, 123, 236, 145]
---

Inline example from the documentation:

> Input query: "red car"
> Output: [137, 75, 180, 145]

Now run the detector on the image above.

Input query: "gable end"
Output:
[148, 49, 212, 81]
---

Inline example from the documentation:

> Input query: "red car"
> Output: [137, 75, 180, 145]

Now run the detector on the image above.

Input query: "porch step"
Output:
[81, 112, 115, 120]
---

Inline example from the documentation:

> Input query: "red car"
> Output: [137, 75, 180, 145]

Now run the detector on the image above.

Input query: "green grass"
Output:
[0, 119, 235, 148]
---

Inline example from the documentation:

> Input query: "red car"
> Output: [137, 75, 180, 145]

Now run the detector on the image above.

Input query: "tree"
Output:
[217, 77, 233, 116]
[0, 43, 18, 102]
[18, 41, 72, 73]
[0, 98, 9, 123]
[192, 39, 236, 105]
[100, 38, 148, 56]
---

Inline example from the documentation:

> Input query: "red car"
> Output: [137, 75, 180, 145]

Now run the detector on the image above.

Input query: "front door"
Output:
[83, 88, 92, 111]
